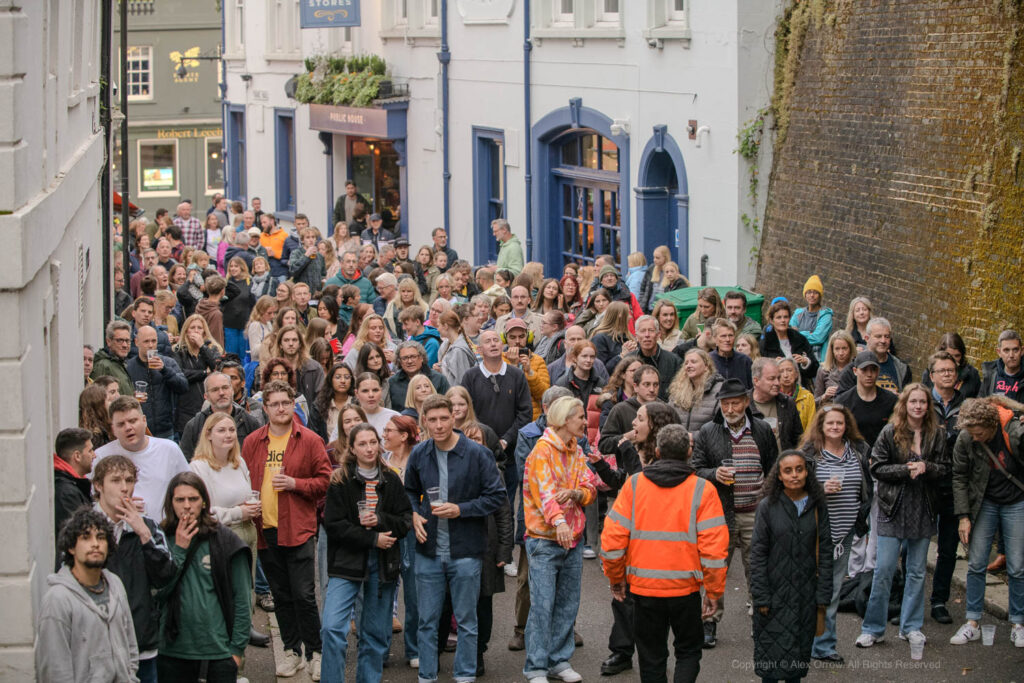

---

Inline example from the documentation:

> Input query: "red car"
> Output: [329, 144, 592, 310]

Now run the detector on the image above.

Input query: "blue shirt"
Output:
[435, 446, 450, 555]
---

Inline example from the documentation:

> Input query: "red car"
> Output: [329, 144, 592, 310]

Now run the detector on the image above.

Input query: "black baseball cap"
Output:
[853, 351, 880, 370]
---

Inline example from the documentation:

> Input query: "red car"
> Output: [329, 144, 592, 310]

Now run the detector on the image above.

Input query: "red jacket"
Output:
[242, 417, 332, 549]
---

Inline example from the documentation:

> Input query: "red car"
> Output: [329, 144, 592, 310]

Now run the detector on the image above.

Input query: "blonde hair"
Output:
[591, 301, 633, 343]
[445, 386, 479, 428]
[352, 313, 390, 351]
[320, 238, 337, 270]
[737, 333, 760, 360]
[248, 295, 278, 324]
[660, 261, 685, 288]
[577, 266, 596, 298]
[651, 245, 671, 282]
[845, 296, 873, 332]
[521, 262, 545, 291]
[652, 299, 679, 337]
[627, 251, 647, 268]
[547, 396, 584, 428]
[397, 278, 427, 310]
[669, 348, 714, 411]
[823, 330, 856, 371]
[174, 314, 224, 354]
[191, 412, 242, 471]
[405, 374, 438, 414]
[227, 256, 251, 281]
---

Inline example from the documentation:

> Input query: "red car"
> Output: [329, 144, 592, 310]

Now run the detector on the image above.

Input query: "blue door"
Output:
[551, 130, 621, 266]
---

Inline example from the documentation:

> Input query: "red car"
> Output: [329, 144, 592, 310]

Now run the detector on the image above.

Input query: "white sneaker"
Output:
[949, 622, 980, 645]
[582, 546, 597, 559]
[528, 677, 549, 683]
[552, 667, 583, 682]
[408, 657, 420, 668]
[310, 652, 322, 681]
[276, 651, 306, 677]
[855, 633, 883, 648]
[1012, 624, 1024, 647]
[746, 601, 753, 616]
[504, 562, 518, 577]
[898, 630, 926, 643]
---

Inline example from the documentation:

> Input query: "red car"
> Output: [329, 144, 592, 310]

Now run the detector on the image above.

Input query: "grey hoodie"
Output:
[36, 566, 139, 683]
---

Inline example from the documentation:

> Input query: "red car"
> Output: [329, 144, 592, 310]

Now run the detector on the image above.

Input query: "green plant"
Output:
[735, 108, 771, 262]
[292, 53, 389, 107]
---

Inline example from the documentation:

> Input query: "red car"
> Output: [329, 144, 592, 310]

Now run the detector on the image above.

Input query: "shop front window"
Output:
[138, 139, 178, 195]
[349, 138, 401, 233]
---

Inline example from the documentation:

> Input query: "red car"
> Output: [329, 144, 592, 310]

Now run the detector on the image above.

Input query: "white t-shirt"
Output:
[94, 437, 190, 521]
[364, 407, 400, 438]
[189, 458, 252, 526]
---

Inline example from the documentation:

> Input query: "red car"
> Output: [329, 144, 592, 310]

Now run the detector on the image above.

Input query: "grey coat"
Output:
[36, 566, 139, 683]
[675, 373, 725, 432]
[287, 248, 326, 292]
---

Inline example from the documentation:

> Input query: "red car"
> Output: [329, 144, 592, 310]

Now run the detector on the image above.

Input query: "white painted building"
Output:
[0, 1, 106, 677]
[223, 0, 780, 285]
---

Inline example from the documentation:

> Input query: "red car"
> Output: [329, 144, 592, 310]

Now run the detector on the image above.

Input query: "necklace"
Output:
[82, 575, 107, 594]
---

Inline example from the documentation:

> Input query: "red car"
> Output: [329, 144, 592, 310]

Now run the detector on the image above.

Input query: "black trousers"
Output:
[156, 654, 237, 683]
[259, 528, 321, 656]
[931, 496, 959, 606]
[633, 591, 703, 683]
[608, 590, 636, 657]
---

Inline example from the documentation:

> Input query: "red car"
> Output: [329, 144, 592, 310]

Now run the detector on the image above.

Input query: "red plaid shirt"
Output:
[173, 215, 204, 249]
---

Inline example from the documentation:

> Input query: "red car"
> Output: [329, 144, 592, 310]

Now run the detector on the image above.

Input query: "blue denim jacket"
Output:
[406, 433, 506, 559]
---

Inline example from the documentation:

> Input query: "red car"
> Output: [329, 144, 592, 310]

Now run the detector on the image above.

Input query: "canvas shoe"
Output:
[855, 633, 884, 648]
[552, 667, 583, 682]
[949, 622, 980, 645]
[276, 650, 305, 677]
[310, 652, 322, 681]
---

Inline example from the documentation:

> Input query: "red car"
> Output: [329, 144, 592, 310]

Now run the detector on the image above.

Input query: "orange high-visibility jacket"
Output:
[600, 470, 729, 600]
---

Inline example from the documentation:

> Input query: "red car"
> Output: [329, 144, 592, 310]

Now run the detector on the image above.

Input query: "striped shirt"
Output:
[816, 444, 862, 543]
[358, 465, 380, 512]
[730, 430, 764, 513]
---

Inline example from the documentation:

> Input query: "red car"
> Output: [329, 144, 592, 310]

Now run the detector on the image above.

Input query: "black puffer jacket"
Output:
[173, 342, 221, 433]
[871, 423, 949, 521]
[323, 464, 412, 584]
[750, 491, 833, 681]
[691, 406, 779, 532]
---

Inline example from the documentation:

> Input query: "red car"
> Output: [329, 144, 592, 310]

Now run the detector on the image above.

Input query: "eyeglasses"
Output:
[111, 338, 131, 345]
[399, 355, 419, 363]
[933, 368, 957, 375]
[489, 374, 500, 394]
[266, 401, 293, 410]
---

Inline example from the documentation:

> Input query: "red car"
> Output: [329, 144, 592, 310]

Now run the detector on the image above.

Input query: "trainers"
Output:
[855, 633, 883, 648]
[1012, 624, 1024, 647]
[746, 601, 753, 616]
[528, 677, 549, 683]
[310, 652, 322, 682]
[552, 666, 583, 682]
[255, 592, 276, 612]
[276, 651, 305, 677]
[898, 630, 926, 643]
[949, 622, 980, 645]
[408, 657, 420, 668]
[504, 562, 518, 577]
[583, 545, 597, 559]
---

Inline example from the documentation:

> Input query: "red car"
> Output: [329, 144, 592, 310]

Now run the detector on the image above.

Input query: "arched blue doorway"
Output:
[532, 98, 630, 276]
[636, 125, 689, 277]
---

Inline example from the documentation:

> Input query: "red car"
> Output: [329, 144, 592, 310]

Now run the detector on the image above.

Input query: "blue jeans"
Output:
[414, 552, 483, 683]
[399, 530, 419, 660]
[224, 327, 247, 360]
[966, 498, 1024, 623]
[255, 557, 270, 595]
[137, 656, 157, 683]
[811, 531, 853, 658]
[524, 537, 583, 679]
[320, 554, 396, 683]
[861, 535, 929, 637]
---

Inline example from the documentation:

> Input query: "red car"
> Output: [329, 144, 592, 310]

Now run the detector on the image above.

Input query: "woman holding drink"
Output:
[320, 423, 412, 683]
[798, 405, 872, 663]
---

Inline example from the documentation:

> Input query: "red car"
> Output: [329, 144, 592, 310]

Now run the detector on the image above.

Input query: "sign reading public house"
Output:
[300, 0, 361, 28]
[308, 104, 388, 137]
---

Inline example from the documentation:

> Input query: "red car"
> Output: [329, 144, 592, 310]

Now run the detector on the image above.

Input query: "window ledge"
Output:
[222, 52, 246, 61]
[532, 27, 626, 46]
[127, 96, 155, 103]
[380, 27, 442, 46]
[264, 52, 303, 62]
[644, 25, 692, 47]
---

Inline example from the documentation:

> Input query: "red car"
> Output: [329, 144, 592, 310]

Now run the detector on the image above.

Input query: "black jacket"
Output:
[179, 403, 261, 462]
[592, 333, 625, 369]
[750, 492, 832, 680]
[590, 439, 644, 492]
[296, 357, 326, 412]
[638, 264, 657, 312]
[759, 330, 819, 388]
[836, 353, 912, 395]
[691, 407, 779, 531]
[323, 464, 412, 584]
[922, 362, 981, 399]
[480, 497, 514, 598]
[710, 350, 753, 389]
[636, 346, 682, 402]
[222, 277, 255, 330]
[750, 392, 804, 451]
[870, 423, 950, 521]
[104, 514, 178, 652]
[125, 354, 188, 437]
[598, 397, 641, 456]
[980, 359, 1024, 401]
[54, 466, 92, 539]
[172, 343, 222, 434]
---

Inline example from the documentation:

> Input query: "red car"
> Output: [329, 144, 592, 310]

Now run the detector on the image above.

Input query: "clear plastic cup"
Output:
[357, 501, 372, 523]
[908, 632, 925, 660]
[427, 486, 443, 508]
[982, 624, 996, 646]
[246, 490, 260, 504]
[134, 381, 148, 403]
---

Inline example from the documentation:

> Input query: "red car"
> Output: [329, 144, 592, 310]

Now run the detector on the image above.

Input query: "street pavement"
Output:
[242, 550, 1024, 682]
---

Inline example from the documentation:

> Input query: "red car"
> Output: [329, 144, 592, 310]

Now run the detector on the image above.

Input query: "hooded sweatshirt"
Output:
[522, 428, 598, 542]
[196, 297, 225, 347]
[36, 566, 139, 683]
[982, 358, 1024, 402]
[412, 325, 442, 367]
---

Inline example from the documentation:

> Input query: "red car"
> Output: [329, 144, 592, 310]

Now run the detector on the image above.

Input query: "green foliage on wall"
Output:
[294, 54, 389, 107]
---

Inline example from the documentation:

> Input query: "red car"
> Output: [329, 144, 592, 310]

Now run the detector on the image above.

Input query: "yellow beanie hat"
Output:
[803, 274, 823, 296]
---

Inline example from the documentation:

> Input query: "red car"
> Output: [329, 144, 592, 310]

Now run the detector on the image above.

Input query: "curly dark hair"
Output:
[637, 401, 680, 462]
[762, 449, 825, 503]
[160, 472, 219, 539]
[316, 362, 355, 418]
[261, 356, 296, 389]
[58, 507, 116, 568]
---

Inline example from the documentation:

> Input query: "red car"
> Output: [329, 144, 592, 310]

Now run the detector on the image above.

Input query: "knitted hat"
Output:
[599, 265, 620, 280]
[803, 274, 823, 296]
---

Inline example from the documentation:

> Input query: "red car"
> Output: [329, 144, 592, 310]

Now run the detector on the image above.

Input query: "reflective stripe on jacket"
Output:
[600, 470, 729, 599]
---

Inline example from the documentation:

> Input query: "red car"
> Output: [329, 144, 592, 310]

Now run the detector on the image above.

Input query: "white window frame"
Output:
[327, 26, 355, 55]
[125, 46, 153, 102]
[136, 138, 180, 198]
[645, 0, 691, 45]
[265, 0, 302, 60]
[532, 0, 624, 42]
[224, 0, 245, 59]
[205, 137, 225, 196]
[381, 0, 441, 42]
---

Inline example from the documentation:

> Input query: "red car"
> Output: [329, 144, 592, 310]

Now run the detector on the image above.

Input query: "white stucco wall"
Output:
[0, 1, 106, 677]
[224, 0, 782, 286]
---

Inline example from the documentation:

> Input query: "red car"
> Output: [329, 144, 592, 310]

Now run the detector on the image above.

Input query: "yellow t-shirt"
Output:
[261, 432, 290, 528]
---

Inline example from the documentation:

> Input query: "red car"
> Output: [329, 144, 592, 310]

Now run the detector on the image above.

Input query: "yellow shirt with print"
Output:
[261, 432, 290, 528]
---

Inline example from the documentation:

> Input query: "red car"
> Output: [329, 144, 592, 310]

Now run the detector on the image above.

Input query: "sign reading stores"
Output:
[309, 104, 388, 137]
[301, 0, 361, 28]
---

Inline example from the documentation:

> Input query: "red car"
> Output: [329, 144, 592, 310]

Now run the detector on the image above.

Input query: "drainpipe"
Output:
[100, 0, 112, 323]
[438, 0, 451, 234]
[319, 132, 334, 234]
[523, 1, 533, 260]
[120, 0, 131, 286]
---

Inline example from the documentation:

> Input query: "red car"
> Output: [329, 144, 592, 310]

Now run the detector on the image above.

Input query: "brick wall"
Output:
[756, 0, 1024, 375]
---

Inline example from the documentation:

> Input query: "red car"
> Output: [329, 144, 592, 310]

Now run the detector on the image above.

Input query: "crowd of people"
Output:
[45, 189, 1024, 683]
